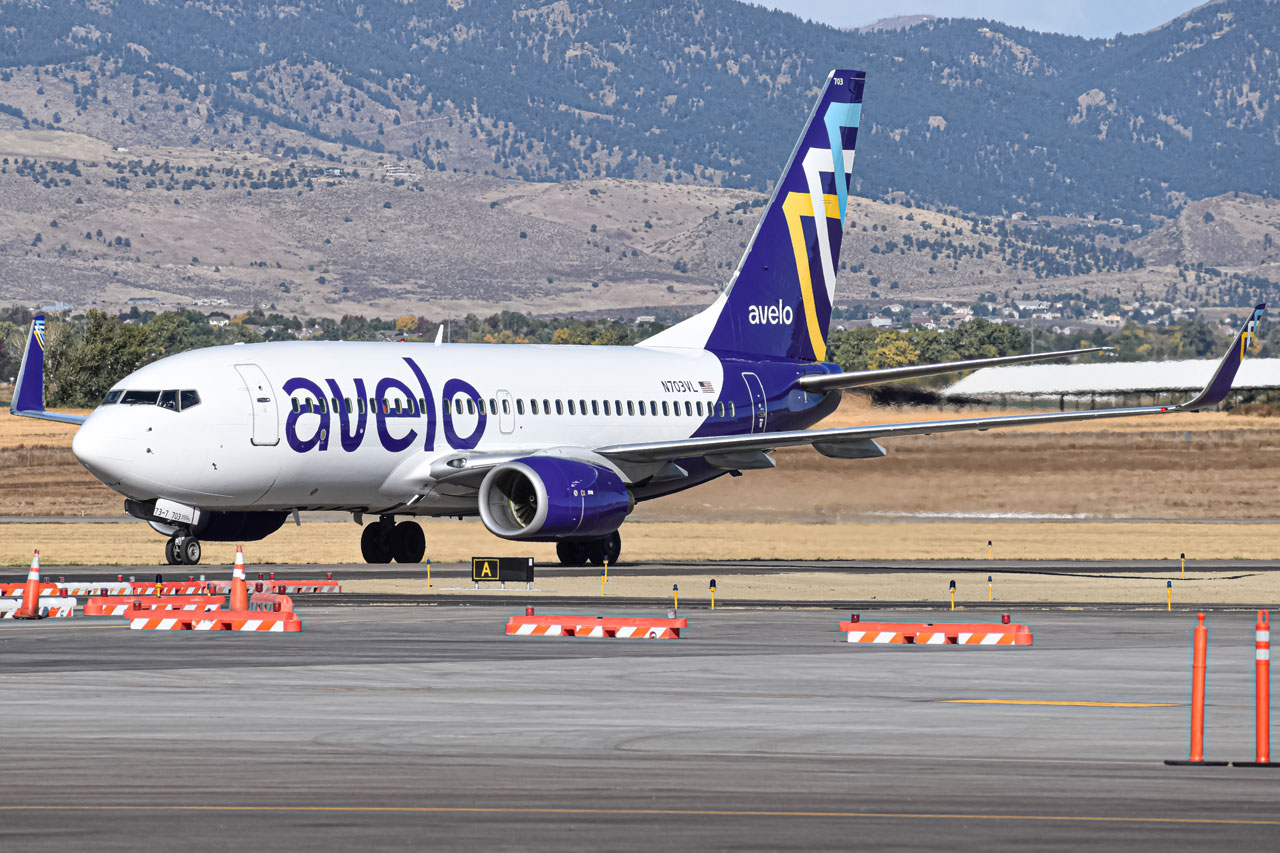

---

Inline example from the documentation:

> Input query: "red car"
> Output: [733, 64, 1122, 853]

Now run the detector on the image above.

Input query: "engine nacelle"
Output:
[478, 457, 632, 541]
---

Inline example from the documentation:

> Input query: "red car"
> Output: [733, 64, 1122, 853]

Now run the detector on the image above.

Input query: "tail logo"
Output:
[783, 101, 861, 361]
[32, 317, 45, 351]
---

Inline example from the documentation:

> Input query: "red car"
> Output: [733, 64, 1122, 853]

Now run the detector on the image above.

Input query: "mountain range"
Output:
[0, 0, 1277, 224]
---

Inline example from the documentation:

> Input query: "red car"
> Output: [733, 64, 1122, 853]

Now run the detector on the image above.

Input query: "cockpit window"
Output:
[115, 389, 201, 410]
[121, 390, 161, 405]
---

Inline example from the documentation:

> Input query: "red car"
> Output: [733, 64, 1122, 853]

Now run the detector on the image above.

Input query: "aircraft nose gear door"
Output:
[742, 372, 767, 433]
[235, 363, 280, 446]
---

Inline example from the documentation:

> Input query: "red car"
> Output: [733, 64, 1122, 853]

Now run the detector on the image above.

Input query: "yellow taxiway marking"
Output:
[0, 805, 1274, 825]
[945, 699, 1178, 708]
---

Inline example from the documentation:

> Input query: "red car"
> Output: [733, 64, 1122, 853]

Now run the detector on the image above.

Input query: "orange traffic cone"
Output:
[15, 550, 45, 620]
[230, 545, 248, 611]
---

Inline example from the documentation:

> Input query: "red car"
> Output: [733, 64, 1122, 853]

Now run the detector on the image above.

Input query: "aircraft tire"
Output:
[178, 537, 202, 566]
[164, 538, 181, 565]
[585, 531, 622, 567]
[360, 523, 393, 564]
[555, 540, 590, 567]
[392, 521, 426, 564]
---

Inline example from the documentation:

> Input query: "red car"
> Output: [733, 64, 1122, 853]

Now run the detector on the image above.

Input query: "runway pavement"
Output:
[0, 606, 1277, 850]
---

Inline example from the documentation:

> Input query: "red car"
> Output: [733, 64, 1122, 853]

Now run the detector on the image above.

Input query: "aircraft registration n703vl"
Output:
[9, 70, 1266, 567]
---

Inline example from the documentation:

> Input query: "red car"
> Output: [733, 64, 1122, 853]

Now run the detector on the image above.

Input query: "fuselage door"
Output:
[234, 363, 280, 447]
[496, 389, 516, 435]
[742, 372, 767, 434]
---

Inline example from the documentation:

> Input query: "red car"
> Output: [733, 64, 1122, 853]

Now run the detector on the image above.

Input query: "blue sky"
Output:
[756, 0, 1205, 39]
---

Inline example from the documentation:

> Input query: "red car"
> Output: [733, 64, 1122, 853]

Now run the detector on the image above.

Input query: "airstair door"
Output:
[742, 372, 767, 434]
[235, 363, 280, 447]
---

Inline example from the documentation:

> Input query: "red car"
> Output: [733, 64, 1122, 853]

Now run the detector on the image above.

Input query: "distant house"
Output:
[207, 311, 231, 327]
[869, 317, 894, 328]
[39, 301, 73, 314]
[325, 167, 345, 177]
[634, 315, 656, 325]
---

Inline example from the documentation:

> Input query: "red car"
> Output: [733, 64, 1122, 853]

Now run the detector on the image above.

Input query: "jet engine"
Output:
[477, 457, 633, 540]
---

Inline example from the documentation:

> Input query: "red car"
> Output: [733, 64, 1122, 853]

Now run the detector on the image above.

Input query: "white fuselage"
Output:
[71, 340, 799, 517]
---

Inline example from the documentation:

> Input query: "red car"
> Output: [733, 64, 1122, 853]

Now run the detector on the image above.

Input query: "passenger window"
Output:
[382, 399, 390, 414]
[627, 401, 635, 416]
[158, 390, 179, 411]
[465, 398, 474, 415]
[502, 399, 511, 415]
[305, 399, 314, 414]
[319, 398, 329, 414]
[543, 398, 551, 414]
[331, 397, 340, 413]
[291, 397, 300, 413]
[729, 402, 736, 417]
[515, 399, 524, 415]
[555, 400, 564, 415]
[638, 401, 646, 415]
[530, 399, 539, 415]
[102, 390, 123, 405]
[685, 401, 693, 417]
[602, 400, 610, 416]
[716, 402, 724, 418]
[696, 401, 704, 417]
[650, 400, 658, 415]
[488, 399, 497, 415]
[579, 399, 587, 415]
[568, 400, 576, 416]
[393, 399, 402, 415]
[179, 390, 201, 411]
[345, 398, 353, 414]
[662, 401, 669, 416]
[615, 400, 622, 416]
[592, 400, 600, 416]
[369, 397, 377, 413]
[417, 398, 425, 414]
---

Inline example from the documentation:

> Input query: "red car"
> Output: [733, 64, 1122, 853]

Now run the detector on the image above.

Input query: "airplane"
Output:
[8, 69, 1267, 567]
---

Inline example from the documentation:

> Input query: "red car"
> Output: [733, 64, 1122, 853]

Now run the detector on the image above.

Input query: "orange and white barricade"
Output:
[839, 617, 1032, 646]
[128, 609, 302, 632]
[0, 597, 77, 618]
[85, 595, 224, 616]
[506, 612, 685, 639]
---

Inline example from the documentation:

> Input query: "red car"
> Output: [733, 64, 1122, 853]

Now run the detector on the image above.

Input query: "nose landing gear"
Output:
[165, 535, 202, 566]
[360, 517, 426, 564]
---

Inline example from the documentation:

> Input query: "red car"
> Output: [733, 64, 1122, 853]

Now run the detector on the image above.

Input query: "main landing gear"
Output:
[164, 534, 203, 566]
[360, 516, 426, 564]
[555, 531, 621, 568]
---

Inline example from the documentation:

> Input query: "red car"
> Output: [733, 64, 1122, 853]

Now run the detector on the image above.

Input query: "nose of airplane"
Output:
[72, 416, 135, 488]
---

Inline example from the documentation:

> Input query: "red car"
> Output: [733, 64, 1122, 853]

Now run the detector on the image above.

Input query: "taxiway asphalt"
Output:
[0, 606, 1277, 850]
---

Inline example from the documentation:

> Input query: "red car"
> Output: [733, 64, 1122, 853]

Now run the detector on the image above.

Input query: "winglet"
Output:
[9, 315, 86, 425]
[1178, 303, 1265, 411]
[11, 315, 47, 415]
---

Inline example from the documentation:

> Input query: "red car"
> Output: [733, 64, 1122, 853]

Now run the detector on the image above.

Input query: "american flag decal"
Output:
[699, 381, 714, 394]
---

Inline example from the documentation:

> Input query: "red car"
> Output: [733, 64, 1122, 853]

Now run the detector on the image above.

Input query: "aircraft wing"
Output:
[597, 304, 1265, 467]
[8, 315, 87, 426]
[795, 346, 1111, 393]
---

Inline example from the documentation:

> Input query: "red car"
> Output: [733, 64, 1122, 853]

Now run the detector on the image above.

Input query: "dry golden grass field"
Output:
[2, 395, 1278, 569]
